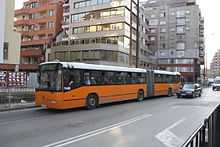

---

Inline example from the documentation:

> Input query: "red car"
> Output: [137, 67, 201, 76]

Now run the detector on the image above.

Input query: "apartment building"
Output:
[15, 0, 63, 70]
[143, 0, 205, 82]
[210, 50, 220, 77]
[47, 0, 155, 68]
[0, 0, 21, 65]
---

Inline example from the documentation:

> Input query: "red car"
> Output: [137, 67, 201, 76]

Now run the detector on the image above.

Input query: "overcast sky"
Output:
[15, 0, 219, 68]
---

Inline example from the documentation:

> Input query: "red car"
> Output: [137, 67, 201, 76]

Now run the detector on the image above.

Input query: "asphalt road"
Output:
[0, 88, 219, 147]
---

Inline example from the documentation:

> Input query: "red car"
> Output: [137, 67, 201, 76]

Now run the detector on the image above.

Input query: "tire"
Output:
[168, 89, 173, 97]
[192, 92, 196, 98]
[86, 94, 98, 109]
[137, 90, 144, 102]
[177, 95, 181, 98]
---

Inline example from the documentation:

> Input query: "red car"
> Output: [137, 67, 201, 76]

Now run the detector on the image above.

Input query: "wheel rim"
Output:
[89, 97, 96, 106]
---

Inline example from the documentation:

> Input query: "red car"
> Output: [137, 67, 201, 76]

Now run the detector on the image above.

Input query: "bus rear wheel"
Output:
[86, 94, 98, 109]
[137, 90, 145, 102]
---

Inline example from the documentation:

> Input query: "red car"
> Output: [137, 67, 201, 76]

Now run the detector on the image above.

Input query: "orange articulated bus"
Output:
[35, 62, 181, 110]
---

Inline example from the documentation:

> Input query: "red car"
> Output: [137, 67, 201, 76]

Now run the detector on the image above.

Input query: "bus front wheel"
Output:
[86, 94, 98, 109]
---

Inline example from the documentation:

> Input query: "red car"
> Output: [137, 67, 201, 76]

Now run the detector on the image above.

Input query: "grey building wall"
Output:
[143, 0, 204, 71]
[0, 0, 6, 63]
[50, 0, 153, 68]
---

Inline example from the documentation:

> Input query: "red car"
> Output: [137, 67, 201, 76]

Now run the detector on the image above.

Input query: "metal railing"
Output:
[0, 88, 35, 110]
[182, 105, 220, 147]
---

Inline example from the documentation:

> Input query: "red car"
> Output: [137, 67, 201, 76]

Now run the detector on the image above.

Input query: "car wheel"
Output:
[86, 94, 98, 109]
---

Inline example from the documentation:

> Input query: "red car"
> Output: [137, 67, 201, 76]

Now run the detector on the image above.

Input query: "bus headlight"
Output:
[50, 100, 57, 104]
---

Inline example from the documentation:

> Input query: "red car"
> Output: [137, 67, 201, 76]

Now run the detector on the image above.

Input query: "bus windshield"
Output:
[39, 64, 62, 91]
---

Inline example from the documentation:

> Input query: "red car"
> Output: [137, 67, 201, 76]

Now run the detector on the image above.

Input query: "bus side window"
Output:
[84, 72, 91, 86]
[127, 73, 132, 84]
[90, 71, 103, 85]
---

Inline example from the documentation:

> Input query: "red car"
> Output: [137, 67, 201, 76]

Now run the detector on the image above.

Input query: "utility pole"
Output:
[136, 0, 140, 68]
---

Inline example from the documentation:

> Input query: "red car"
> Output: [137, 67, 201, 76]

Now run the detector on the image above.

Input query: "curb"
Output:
[0, 104, 38, 112]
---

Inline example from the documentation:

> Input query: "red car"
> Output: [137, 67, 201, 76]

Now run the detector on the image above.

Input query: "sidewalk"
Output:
[0, 102, 36, 112]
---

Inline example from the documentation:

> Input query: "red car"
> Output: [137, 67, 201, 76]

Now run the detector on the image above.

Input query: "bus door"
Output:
[146, 70, 154, 97]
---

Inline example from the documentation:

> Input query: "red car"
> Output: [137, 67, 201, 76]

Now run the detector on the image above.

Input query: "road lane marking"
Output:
[43, 114, 152, 147]
[155, 118, 185, 147]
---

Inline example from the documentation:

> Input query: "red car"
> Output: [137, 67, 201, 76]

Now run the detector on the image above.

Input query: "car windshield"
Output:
[38, 64, 62, 91]
[183, 84, 194, 90]
[214, 80, 220, 84]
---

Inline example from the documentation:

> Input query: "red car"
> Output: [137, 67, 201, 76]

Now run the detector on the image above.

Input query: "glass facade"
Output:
[71, 7, 126, 22]
[72, 23, 128, 34]
[74, 0, 111, 9]
[54, 50, 129, 64]
[69, 36, 130, 49]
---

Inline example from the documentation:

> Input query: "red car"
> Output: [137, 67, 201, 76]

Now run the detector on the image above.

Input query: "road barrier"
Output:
[182, 105, 220, 147]
[0, 88, 35, 110]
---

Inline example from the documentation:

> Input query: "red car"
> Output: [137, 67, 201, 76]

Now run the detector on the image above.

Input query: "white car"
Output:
[213, 77, 220, 91]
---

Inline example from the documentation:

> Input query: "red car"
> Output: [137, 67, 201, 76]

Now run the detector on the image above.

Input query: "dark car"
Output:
[177, 83, 202, 98]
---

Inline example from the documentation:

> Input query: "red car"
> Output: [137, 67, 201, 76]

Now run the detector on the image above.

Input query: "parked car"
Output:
[213, 77, 220, 91]
[177, 83, 202, 98]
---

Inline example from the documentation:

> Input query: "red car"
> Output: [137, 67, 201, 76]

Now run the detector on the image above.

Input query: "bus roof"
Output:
[40, 62, 180, 75]
[154, 70, 181, 76]
[40, 62, 147, 73]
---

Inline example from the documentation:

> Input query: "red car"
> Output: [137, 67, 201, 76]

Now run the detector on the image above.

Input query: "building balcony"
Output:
[14, 19, 30, 26]
[21, 48, 43, 57]
[29, 16, 56, 24]
[20, 64, 39, 71]
[0, 64, 39, 72]
[21, 39, 49, 46]
[15, 4, 56, 16]
[19, 28, 55, 36]
[15, 8, 30, 16]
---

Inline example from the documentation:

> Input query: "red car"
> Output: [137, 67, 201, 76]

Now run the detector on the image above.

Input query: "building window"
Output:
[160, 36, 165, 41]
[48, 21, 55, 28]
[71, 7, 125, 22]
[176, 42, 185, 50]
[74, 0, 111, 9]
[3, 42, 9, 60]
[160, 21, 166, 25]
[170, 28, 175, 32]
[176, 51, 184, 57]
[176, 10, 185, 18]
[186, 10, 190, 14]
[48, 10, 55, 16]
[72, 23, 125, 34]
[30, 2, 39, 8]
[150, 14, 156, 18]
[176, 26, 185, 34]
[160, 43, 166, 49]
[149, 19, 158, 26]
[160, 28, 166, 33]
[150, 28, 156, 33]
[150, 36, 156, 41]
[160, 12, 166, 18]
[176, 18, 186, 26]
